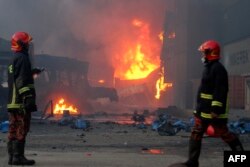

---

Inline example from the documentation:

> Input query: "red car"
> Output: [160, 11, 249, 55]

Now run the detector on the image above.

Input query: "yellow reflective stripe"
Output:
[200, 93, 213, 99]
[7, 104, 22, 108]
[9, 65, 13, 73]
[27, 84, 34, 89]
[18, 87, 30, 94]
[201, 112, 228, 119]
[212, 101, 223, 107]
[201, 112, 212, 118]
[8, 84, 23, 109]
[18, 84, 34, 94]
[226, 96, 229, 114]
[11, 84, 16, 104]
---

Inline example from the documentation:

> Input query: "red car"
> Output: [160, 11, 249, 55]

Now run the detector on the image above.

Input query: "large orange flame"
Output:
[123, 44, 159, 80]
[113, 18, 161, 80]
[54, 98, 78, 115]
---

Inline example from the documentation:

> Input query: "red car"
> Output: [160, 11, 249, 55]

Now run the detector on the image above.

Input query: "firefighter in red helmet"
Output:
[169, 40, 244, 167]
[7, 32, 37, 165]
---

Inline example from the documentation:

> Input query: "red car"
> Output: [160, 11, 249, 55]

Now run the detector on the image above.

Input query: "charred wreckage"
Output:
[0, 48, 118, 120]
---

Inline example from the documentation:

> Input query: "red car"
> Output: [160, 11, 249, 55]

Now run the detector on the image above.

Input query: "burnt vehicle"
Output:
[0, 37, 118, 119]
[34, 54, 118, 116]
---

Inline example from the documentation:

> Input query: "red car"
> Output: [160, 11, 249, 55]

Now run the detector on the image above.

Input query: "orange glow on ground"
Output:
[142, 149, 164, 155]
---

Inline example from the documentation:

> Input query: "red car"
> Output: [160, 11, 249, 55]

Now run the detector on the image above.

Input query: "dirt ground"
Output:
[0, 115, 250, 167]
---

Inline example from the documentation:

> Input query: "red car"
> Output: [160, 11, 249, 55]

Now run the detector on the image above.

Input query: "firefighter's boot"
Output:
[12, 140, 35, 166]
[7, 140, 13, 165]
[184, 139, 201, 167]
[228, 138, 244, 151]
[168, 139, 201, 167]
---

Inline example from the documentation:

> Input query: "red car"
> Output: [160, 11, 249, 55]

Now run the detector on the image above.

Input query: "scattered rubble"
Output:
[151, 113, 193, 136]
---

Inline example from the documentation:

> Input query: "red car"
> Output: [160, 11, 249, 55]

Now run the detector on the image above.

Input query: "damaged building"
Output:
[161, 0, 250, 112]
[1, 0, 250, 121]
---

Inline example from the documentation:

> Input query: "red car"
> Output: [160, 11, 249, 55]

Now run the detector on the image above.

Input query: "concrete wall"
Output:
[223, 37, 250, 75]
[223, 37, 250, 110]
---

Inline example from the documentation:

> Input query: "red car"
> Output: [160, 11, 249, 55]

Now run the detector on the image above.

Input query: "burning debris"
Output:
[113, 18, 161, 80]
[141, 148, 164, 155]
[155, 67, 173, 100]
[54, 98, 79, 116]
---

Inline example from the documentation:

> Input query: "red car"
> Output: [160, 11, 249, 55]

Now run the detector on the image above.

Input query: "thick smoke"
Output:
[0, 0, 167, 84]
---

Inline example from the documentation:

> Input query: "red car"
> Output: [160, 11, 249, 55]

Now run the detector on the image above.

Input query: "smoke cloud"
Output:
[0, 0, 167, 84]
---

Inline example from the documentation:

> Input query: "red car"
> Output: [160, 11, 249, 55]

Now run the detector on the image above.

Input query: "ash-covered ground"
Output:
[0, 110, 249, 167]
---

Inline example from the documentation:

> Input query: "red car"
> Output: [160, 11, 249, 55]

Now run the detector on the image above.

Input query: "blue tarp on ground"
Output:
[228, 118, 250, 134]
[58, 116, 90, 130]
[0, 120, 9, 133]
[72, 118, 90, 129]
[151, 114, 193, 136]
[152, 114, 250, 136]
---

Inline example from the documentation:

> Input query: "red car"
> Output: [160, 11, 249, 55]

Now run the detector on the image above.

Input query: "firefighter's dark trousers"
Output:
[185, 117, 244, 167]
[8, 111, 31, 141]
[191, 117, 237, 142]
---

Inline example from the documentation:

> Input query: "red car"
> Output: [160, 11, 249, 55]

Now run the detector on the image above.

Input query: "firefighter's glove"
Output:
[23, 96, 37, 112]
[194, 116, 202, 125]
[32, 67, 45, 75]
[211, 112, 219, 119]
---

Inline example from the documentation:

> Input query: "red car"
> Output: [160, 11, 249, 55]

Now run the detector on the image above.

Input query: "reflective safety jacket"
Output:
[7, 51, 36, 111]
[194, 60, 229, 121]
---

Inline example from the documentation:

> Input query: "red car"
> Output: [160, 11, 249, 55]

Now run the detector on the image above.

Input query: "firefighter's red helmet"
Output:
[11, 32, 32, 52]
[198, 40, 220, 61]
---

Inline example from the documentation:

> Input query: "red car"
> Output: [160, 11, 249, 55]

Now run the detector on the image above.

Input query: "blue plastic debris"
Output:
[152, 120, 161, 131]
[228, 118, 250, 134]
[151, 114, 193, 136]
[58, 117, 74, 126]
[0, 121, 9, 133]
[137, 123, 147, 129]
[71, 118, 90, 130]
